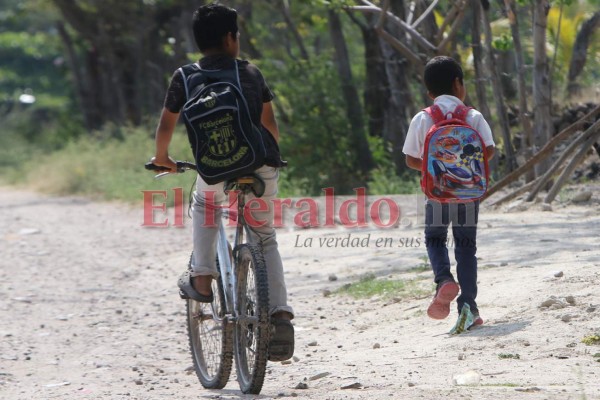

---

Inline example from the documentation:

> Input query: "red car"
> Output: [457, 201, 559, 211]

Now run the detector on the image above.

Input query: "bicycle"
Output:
[146, 160, 273, 394]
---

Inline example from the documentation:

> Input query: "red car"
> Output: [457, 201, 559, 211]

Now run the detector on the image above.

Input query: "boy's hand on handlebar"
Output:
[151, 155, 177, 173]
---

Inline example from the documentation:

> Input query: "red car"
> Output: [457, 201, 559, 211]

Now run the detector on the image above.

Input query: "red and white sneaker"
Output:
[471, 312, 484, 327]
[427, 280, 460, 320]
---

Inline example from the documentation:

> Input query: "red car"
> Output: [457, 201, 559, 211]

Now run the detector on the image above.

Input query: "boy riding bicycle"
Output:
[151, 3, 294, 360]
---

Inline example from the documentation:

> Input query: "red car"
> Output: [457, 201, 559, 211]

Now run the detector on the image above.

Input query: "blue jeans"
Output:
[424, 200, 479, 313]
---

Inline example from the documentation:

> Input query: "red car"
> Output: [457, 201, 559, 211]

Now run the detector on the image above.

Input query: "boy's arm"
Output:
[261, 101, 280, 143]
[403, 111, 428, 172]
[486, 145, 495, 161]
[472, 111, 496, 162]
[406, 155, 422, 171]
[152, 108, 179, 171]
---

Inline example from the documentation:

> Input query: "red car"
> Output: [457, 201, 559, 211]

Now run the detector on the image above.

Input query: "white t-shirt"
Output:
[402, 95, 495, 159]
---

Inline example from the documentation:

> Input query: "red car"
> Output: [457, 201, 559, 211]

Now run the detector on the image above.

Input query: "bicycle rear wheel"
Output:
[186, 254, 233, 389]
[233, 244, 271, 394]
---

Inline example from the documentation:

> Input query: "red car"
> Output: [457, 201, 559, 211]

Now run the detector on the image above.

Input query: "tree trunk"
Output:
[567, 11, 600, 96]
[470, 0, 492, 121]
[55, 22, 98, 130]
[352, 0, 411, 175]
[381, 40, 411, 175]
[481, 0, 517, 171]
[52, 0, 189, 130]
[532, 0, 552, 178]
[328, 10, 375, 177]
[360, 24, 388, 139]
[382, 0, 412, 175]
[415, 0, 439, 45]
[237, 0, 262, 59]
[280, 0, 309, 60]
[503, 0, 534, 181]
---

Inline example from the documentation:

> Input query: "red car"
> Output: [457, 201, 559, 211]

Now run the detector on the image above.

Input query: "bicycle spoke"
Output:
[186, 260, 233, 390]
[234, 244, 270, 394]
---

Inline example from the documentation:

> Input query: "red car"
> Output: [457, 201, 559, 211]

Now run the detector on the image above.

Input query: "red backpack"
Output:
[421, 105, 489, 202]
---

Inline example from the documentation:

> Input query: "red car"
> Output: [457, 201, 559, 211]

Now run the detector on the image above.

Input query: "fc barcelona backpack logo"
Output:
[178, 60, 266, 185]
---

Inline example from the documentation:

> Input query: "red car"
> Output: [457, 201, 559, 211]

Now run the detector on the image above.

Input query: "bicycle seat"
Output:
[224, 174, 266, 198]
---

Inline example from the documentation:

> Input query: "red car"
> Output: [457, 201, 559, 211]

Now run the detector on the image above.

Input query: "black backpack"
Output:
[178, 60, 266, 185]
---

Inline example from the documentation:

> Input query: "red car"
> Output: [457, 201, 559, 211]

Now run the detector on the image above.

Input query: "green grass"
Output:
[480, 383, 520, 388]
[0, 123, 327, 202]
[3, 126, 197, 205]
[406, 255, 430, 273]
[336, 273, 430, 300]
[581, 334, 600, 345]
[498, 353, 521, 359]
[367, 164, 420, 195]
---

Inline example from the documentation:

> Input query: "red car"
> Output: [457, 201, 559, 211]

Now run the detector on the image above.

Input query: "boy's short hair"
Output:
[424, 56, 464, 97]
[192, 4, 238, 52]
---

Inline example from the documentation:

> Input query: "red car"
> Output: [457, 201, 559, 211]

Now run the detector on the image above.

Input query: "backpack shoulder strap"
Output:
[424, 105, 445, 124]
[453, 105, 473, 122]
[178, 63, 203, 100]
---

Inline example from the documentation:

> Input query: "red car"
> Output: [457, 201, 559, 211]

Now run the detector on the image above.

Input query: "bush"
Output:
[367, 164, 420, 196]
[18, 125, 197, 204]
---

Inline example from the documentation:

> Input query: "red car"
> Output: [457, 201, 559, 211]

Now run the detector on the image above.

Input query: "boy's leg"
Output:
[245, 166, 294, 319]
[425, 200, 459, 319]
[425, 200, 453, 283]
[246, 165, 294, 361]
[452, 201, 479, 314]
[190, 178, 226, 296]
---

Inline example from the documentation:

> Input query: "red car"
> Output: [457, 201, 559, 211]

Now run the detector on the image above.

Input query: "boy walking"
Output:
[403, 56, 495, 328]
[151, 4, 294, 359]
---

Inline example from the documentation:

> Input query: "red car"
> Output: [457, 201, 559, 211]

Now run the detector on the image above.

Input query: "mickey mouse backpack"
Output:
[421, 105, 490, 202]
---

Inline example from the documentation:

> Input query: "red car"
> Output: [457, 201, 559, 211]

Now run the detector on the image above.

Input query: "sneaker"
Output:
[427, 280, 459, 320]
[471, 311, 484, 327]
[268, 318, 294, 362]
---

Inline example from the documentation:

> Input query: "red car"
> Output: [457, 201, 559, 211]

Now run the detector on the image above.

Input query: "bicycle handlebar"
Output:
[145, 161, 196, 174]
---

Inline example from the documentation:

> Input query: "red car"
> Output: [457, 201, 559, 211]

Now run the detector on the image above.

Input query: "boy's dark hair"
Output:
[423, 56, 464, 97]
[192, 4, 238, 52]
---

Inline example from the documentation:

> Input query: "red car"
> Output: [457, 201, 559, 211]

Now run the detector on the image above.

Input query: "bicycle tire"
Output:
[233, 244, 271, 394]
[186, 253, 233, 389]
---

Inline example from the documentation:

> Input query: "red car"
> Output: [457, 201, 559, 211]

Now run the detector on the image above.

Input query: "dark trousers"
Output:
[424, 200, 479, 313]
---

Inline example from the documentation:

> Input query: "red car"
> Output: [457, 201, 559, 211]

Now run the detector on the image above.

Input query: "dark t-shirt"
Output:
[164, 55, 283, 167]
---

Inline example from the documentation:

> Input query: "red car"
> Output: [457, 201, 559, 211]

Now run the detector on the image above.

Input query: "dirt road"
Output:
[1, 187, 599, 399]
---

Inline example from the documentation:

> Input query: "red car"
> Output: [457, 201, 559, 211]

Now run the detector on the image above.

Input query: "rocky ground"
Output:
[1, 186, 599, 400]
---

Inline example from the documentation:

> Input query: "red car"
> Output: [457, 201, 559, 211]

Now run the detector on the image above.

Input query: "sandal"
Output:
[268, 318, 295, 362]
[177, 271, 214, 303]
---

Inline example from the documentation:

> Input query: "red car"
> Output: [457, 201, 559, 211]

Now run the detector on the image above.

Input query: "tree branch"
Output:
[347, 4, 437, 53]
[484, 104, 600, 200]
[411, 0, 441, 28]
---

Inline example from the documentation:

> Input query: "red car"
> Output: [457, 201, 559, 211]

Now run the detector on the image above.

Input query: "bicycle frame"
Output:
[147, 161, 260, 327]
[215, 187, 254, 323]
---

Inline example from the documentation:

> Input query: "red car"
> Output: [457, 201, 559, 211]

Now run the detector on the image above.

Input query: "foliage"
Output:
[16, 125, 197, 203]
[336, 273, 429, 300]
[582, 334, 600, 345]
[498, 353, 521, 359]
[1, 0, 599, 201]
[547, 7, 585, 77]
[367, 164, 420, 195]
[260, 56, 356, 194]
[492, 33, 514, 51]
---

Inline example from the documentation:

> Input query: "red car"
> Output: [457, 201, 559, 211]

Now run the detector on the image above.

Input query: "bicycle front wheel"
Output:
[186, 255, 233, 389]
[233, 244, 271, 394]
